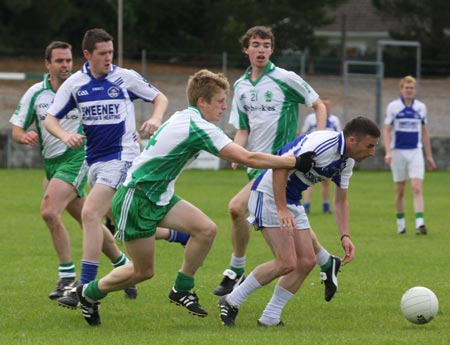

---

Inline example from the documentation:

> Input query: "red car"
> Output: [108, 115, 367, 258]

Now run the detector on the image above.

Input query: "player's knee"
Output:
[139, 267, 155, 281]
[131, 267, 154, 283]
[81, 206, 101, 224]
[277, 257, 297, 276]
[411, 185, 422, 195]
[228, 198, 247, 220]
[40, 205, 60, 225]
[299, 255, 316, 274]
[201, 221, 217, 242]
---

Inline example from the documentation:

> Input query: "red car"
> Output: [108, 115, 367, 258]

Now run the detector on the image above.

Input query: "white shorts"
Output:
[391, 149, 424, 182]
[87, 160, 132, 189]
[247, 190, 310, 230]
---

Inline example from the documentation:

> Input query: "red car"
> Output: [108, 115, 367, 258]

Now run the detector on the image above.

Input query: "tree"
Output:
[373, 0, 450, 60]
[0, 0, 348, 65]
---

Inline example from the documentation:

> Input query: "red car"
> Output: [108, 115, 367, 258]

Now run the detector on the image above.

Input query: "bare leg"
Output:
[81, 184, 116, 262]
[258, 230, 315, 325]
[41, 178, 79, 264]
[410, 178, 424, 213]
[395, 181, 406, 214]
[98, 237, 156, 292]
[159, 200, 217, 277]
[229, 181, 253, 258]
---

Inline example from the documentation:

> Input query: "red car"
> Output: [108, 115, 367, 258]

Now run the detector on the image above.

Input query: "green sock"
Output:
[85, 279, 108, 301]
[230, 266, 245, 276]
[112, 253, 128, 267]
[320, 256, 332, 272]
[396, 213, 405, 219]
[174, 271, 194, 292]
[59, 261, 76, 280]
[415, 212, 424, 219]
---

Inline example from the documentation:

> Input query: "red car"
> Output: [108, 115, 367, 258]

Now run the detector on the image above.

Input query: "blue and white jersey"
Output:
[48, 62, 161, 165]
[301, 113, 341, 133]
[252, 130, 354, 206]
[384, 97, 427, 150]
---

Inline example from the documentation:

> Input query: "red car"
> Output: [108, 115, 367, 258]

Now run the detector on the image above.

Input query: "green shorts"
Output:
[112, 186, 181, 242]
[44, 147, 88, 197]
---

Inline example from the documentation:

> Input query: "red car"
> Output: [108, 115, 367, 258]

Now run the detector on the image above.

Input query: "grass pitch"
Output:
[0, 168, 448, 345]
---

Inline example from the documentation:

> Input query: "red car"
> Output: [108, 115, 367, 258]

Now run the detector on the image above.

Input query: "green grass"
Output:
[0, 169, 449, 345]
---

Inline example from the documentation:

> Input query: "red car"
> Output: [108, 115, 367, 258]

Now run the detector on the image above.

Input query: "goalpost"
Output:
[343, 60, 384, 126]
[343, 40, 421, 127]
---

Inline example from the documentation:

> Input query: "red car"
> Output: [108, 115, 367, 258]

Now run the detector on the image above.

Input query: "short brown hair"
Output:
[239, 26, 274, 50]
[82, 28, 113, 53]
[186, 69, 230, 106]
[45, 41, 72, 62]
[343, 116, 380, 140]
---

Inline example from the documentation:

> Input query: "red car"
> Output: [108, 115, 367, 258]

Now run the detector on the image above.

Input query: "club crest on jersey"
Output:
[107, 86, 120, 98]
[264, 91, 273, 102]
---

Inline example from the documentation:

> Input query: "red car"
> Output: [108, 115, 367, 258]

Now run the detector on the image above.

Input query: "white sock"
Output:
[416, 217, 424, 228]
[315, 247, 330, 267]
[397, 218, 406, 232]
[259, 284, 294, 325]
[227, 272, 261, 307]
[230, 254, 246, 270]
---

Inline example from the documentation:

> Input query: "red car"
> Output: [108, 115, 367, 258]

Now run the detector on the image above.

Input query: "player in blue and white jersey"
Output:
[219, 117, 380, 327]
[214, 26, 341, 303]
[10, 41, 135, 301]
[301, 98, 342, 214]
[45, 29, 169, 307]
[70, 69, 303, 326]
[383, 76, 436, 235]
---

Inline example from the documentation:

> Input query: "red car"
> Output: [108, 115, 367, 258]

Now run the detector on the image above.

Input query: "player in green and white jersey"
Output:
[10, 41, 136, 301]
[213, 26, 341, 303]
[74, 69, 303, 326]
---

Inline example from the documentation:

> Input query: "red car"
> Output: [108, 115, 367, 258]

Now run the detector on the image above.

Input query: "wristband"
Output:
[340, 234, 350, 241]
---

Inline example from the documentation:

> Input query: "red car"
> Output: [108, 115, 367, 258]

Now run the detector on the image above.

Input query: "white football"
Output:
[400, 286, 439, 324]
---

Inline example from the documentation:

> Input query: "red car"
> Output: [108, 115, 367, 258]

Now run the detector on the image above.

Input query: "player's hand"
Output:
[295, 151, 316, 173]
[62, 133, 85, 148]
[341, 236, 355, 265]
[231, 162, 239, 170]
[427, 156, 436, 171]
[140, 118, 162, 138]
[384, 153, 392, 166]
[277, 209, 296, 236]
[22, 131, 38, 147]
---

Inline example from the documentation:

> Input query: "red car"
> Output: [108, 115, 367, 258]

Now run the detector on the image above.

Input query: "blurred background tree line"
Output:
[0, 0, 449, 75]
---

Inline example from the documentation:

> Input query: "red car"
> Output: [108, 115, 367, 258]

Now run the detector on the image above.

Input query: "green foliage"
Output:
[373, 0, 450, 60]
[0, 0, 348, 57]
[0, 169, 449, 345]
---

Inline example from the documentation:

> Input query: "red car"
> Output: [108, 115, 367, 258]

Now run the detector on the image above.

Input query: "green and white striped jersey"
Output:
[9, 75, 82, 159]
[123, 106, 232, 205]
[229, 61, 319, 174]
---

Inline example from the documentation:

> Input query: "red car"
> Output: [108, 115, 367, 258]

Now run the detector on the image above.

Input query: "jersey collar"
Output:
[82, 61, 115, 80]
[244, 61, 275, 85]
[188, 105, 204, 119]
[400, 95, 415, 108]
[43, 74, 54, 91]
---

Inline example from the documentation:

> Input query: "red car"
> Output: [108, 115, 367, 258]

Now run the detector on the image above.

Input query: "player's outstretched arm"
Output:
[218, 142, 295, 170]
